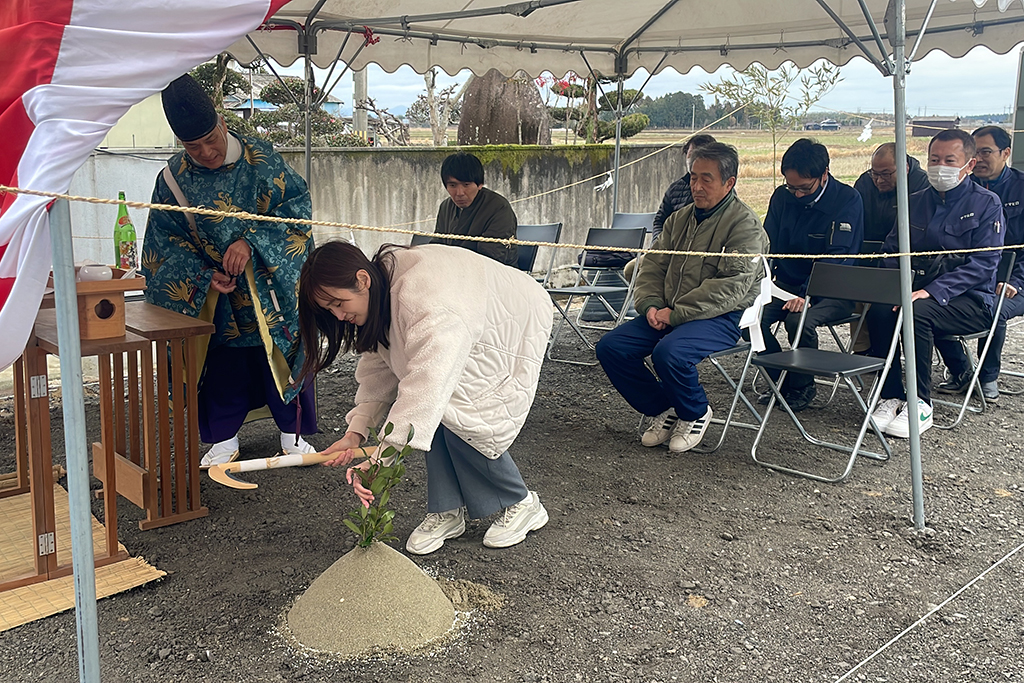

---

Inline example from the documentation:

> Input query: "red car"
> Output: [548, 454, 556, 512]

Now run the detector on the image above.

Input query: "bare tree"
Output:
[356, 97, 410, 146]
[423, 67, 474, 146]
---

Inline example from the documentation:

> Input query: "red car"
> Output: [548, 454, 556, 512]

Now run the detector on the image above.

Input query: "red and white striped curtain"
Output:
[0, 0, 291, 371]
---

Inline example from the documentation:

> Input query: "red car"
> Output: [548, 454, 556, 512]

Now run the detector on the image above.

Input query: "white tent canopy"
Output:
[229, 0, 1024, 79]
[226, 0, 1024, 536]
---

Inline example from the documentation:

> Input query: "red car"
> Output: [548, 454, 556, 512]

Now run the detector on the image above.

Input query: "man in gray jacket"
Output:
[596, 143, 769, 453]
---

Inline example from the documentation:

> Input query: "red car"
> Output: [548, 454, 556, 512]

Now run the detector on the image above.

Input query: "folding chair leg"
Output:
[694, 351, 762, 454]
[547, 295, 601, 366]
[998, 368, 1024, 395]
[750, 368, 891, 483]
[933, 350, 988, 429]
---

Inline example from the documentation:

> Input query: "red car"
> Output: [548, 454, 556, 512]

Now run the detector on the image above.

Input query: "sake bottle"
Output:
[113, 191, 137, 269]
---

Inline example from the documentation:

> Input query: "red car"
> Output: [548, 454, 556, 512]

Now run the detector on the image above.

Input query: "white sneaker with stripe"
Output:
[669, 406, 713, 453]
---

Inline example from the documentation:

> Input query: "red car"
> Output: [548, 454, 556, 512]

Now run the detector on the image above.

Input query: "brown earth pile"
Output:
[286, 541, 455, 656]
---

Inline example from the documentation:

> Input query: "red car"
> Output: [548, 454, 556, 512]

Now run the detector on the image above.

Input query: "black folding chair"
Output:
[611, 212, 656, 231]
[750, 263, 904, 483]
[933, 251, 1016, 429]
[515, 222, 562, 286]
[410, 232, 434, 246]
[546, 227, 647, 365]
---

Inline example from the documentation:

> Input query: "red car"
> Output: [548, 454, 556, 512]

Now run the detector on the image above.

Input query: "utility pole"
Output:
[353, 69, 368, 141]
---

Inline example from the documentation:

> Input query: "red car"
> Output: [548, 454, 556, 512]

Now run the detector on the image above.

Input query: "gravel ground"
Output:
[1, 323, 1023, 683]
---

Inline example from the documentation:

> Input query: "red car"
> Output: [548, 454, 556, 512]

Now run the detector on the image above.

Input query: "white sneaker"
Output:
[870, 398, 904, 433]
[281, 433, 316, 455]
[641, 408, 678, 447]
[200, 436, 240, 469]
[482, 491, 549, 549]
[669, 406, 713, 453]
[885, 399, 933, 438]
[406, 508, 466, 555]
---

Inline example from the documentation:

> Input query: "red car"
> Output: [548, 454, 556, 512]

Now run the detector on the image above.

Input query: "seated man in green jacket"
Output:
[431, 152, 518, 266]
[596, 143, 769, 453]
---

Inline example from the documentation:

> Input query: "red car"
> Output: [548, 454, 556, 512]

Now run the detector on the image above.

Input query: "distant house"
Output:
[224, 72, 344, 120]
[911, 116, 960, 137]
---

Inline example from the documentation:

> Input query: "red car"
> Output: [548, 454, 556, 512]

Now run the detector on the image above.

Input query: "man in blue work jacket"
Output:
[934, 125, 1024, 401]
[868, 128, 1005, 438]
[758, 138, 864, 411]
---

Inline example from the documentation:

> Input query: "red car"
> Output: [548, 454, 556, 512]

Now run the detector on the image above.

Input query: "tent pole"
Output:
[1013, 46, 1024, 169]
[612, 74, 624, 215]
[50, 198, 102, 682]
[892, 0, 926, 530]
[304, 51, 313, 183]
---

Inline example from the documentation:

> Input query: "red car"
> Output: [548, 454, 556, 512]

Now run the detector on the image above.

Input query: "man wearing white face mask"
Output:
[935, 125, 1024, 400]
[866, 129, 1005, 438]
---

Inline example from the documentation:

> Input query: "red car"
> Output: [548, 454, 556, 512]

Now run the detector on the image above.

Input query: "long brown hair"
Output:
[297, 241, 397, 382]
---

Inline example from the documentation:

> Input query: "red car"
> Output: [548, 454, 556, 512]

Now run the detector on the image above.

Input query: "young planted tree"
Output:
[344, 423, 415, 548]
[702, 63, 841, 183]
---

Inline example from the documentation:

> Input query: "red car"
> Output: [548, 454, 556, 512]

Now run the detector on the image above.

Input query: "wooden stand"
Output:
[2, 303, 215, 594]
[120, 301, 214, 529]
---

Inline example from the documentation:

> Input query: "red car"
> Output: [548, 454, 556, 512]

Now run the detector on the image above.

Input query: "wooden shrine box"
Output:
[48, 268, 147, 340]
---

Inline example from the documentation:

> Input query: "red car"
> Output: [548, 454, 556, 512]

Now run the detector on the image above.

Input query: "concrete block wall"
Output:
[68, 144, 689, 273]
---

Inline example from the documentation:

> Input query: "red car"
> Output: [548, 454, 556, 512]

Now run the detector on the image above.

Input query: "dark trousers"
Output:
[198, 345, 317, 443]
[867, 295, 991, 404]
[425, 425, 529, 519]
[758, 297, 856, 392]
[934, 293, 1024, 384]
[595, 310, 743, 421]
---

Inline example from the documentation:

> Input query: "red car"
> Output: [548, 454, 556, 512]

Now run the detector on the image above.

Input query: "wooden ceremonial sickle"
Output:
[208, 446, 377, 490]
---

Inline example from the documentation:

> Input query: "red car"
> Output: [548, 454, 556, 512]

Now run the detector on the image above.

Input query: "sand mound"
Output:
[437, 578, 505, 611]
[287, 542, 455, 656]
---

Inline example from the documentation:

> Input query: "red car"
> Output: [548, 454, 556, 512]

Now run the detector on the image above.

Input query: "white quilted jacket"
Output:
[345, 245, 553, 458]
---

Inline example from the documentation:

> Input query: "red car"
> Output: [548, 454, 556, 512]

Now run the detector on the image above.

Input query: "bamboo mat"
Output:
[0, 483, 164, 632]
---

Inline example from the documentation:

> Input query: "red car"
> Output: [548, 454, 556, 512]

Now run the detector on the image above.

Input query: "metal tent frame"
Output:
[41, 1, 1023, 680]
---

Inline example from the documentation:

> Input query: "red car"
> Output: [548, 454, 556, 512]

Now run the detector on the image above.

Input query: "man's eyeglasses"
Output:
[785, 179, 820, 195]
[868, 169, 896, 180]
[975, 147, 1005, 159]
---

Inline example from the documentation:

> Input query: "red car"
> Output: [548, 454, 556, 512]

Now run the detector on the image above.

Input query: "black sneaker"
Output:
[936, 372, 971, 395]
[784, 384, 817, 412]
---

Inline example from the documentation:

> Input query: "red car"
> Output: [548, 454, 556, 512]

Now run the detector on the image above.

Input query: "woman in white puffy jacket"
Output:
[297, 241, 552, 554]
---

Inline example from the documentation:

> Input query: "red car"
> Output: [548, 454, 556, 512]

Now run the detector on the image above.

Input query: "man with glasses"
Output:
[848, 142, 932, 352]
[854, 142, 930, 243]
[867, 129, 1004, 437]
[757, 138, 864, 411]
[934, 125, 1024, 400]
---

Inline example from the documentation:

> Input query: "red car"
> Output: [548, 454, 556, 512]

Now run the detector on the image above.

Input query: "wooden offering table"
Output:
[120, 301, 214, 529]
[13, 302, 214, 546]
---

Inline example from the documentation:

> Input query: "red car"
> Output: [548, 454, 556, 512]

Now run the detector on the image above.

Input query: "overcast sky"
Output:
[285, 43, 1023, 119]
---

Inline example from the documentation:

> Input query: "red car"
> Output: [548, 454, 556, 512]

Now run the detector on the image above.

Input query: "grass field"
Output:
[406, 126, 933, 217]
